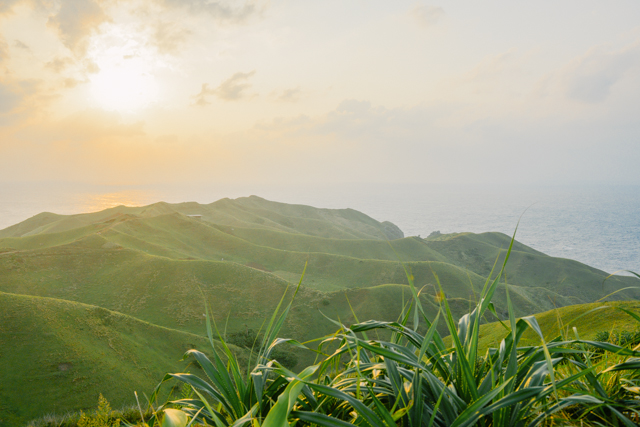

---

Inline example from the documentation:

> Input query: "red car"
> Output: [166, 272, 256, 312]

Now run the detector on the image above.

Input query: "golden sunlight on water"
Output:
[74, 190, 159, 214]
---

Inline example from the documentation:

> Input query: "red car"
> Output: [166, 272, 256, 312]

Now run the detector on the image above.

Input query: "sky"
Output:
[0, 0, 639, 187]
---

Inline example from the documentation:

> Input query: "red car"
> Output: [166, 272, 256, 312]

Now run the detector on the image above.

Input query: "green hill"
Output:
[474, 300, 640, 352]
[0, 237, 444, 342]
[0, 292, 250, 427]
[1, 203, 636, 311]
[1, 196, 637, 339]
[1, 196, 639, 425]
[0, 196, 402, 241]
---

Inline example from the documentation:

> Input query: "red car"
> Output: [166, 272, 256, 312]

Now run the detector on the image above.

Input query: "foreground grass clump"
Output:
[136, 237, 640, 427]
[27, 394, 152, 427]
[472, 301, 640, 353]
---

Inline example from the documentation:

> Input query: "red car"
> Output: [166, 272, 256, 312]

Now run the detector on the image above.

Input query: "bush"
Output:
[591, 329, 640, 351]
[28, 396, 154, 427]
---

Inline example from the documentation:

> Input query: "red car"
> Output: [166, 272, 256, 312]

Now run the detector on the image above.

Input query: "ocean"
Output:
[1, 182, 638, 275]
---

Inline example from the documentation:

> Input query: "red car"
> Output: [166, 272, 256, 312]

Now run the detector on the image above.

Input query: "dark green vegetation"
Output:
[0, 196, 638, 425]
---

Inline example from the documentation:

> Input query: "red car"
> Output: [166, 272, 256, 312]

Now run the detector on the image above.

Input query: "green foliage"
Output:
[27, 406, 152, 427]
[226, 329, 261, 349]
[77, 394, 120, 427]
[28, 395, 139, 427]
[227, 328, 299, 369]
[593, 329, 640, 347]
[147, 267, 308, 427]
[178, 382, 194, 401]
[150, 238, 640, 426]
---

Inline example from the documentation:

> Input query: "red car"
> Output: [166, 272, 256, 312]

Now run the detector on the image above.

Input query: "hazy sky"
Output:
[1, 0, 639, 187]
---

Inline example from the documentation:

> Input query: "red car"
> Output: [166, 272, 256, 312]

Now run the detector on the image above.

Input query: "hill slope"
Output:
[1, 197, 637, 337]
[1, 203, 636, 315]
[1, 196, 639, 425]
[0, 196, 403, 241]
[474, 300, 640, 352]
[0, 292, 250, 427]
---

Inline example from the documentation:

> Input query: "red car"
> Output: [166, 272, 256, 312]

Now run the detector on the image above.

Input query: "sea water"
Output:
[0, 182, 638, 275]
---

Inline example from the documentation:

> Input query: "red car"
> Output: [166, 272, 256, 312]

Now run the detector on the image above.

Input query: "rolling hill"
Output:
[1, 197, 636, 316]
[474, 300, 640, 352]
[0, 291, 250, 427]
[1, 195, 638, 425]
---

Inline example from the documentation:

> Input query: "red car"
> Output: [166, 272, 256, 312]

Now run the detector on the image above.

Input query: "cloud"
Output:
[0, 37, 7, 63]
[561, 42, 640, 103]
[255, 99, 434, 147]
[317, 99, 433, 142]
[47, 0, 111, 54]
[273, 87, 302, 103]
[63, 77, 82, 88]
[194, 71, 256, 105]
[0, 78, 43, 126]
[0, 82, 21, 114]
[0, 0, 21, 16]
[152, 21, 192, 54]
[444, 48, 525, 99]
[463, 49, 517, 80]
[1, 0, 265, 61]
[13, 39, 30, 50]
[45, 56, 75, 73]
[332, 99, 375, 116]
[193, 84, 214, 106]
[83, 58, 100, 74]
[214, 71, 256, 100]
[247, 100, 453, 183]
[247, 95, 640, 185]
[155, 0, 264, 24]
[410, 4, 444, 28]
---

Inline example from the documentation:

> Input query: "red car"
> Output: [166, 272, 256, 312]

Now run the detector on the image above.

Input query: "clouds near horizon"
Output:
[0, 1, 638, 187]
[562, 42, 640, 103]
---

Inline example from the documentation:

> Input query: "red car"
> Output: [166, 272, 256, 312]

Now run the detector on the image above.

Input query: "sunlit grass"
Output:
[141, 235, 640, 427]
[5, 198, 640, 426]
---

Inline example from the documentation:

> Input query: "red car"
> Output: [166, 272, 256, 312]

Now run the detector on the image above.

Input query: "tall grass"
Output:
[145, 234, 640, 427]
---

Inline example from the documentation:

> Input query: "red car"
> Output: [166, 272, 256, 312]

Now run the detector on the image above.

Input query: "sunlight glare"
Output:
[88, 26, 161, 113]
[76, 190, 157, 213]
[90, 63, 158, 112]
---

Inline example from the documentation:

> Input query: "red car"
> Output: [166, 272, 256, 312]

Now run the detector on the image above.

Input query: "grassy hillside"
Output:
[2, 204, 636, 302]
[0, 292, 250, 427]
[0, 196, 402, 241]
[1, 232, 623, 345]
[210, 223, 447, 261]
[1, 197, 637, 341]
[1, 196, 639, 425]
[474, 300, 640, 352]
[0, 238, 454, 343]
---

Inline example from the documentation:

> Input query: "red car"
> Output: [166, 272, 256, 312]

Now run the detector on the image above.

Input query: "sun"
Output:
[90, 61, 159, 112]
[87, 27, 161, 113]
